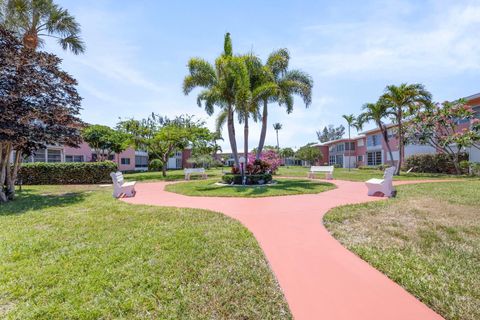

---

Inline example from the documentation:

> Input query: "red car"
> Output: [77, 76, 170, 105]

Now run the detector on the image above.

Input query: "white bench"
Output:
[110, 172, 136, 198]
[307, 166, 334, 180]
[184, 168, 207, 180]
[365, 166, 396, 197]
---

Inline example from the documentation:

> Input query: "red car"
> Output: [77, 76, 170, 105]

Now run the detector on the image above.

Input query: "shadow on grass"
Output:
[0, 189, 87, 216]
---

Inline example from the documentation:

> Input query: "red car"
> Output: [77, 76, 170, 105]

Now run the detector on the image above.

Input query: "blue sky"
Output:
[49, 0, 480, 151]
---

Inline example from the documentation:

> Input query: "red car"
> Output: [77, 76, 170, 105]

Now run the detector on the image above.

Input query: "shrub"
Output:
[221, 173, 273, 185]
[403, 153, 468, 174]
[248, 150, 281, 173]
[18, 161, 118, 185]
[358, 164, 392, 171]
[148, 159, 163, 171]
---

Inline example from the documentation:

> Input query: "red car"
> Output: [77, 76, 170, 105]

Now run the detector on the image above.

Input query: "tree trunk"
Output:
[276, 131, 279, 149]
[23, 29, 39, 51]
[244, 115, 249, 164]
[347, 126, 351, 171]
[227, 107, 240, 168]
[256, 100, 268, 160]
[6, 150, 22, 200]
[396, 114, 403, 175]
[379, 123, 395, 167]
[162, 156, 168, 177]
[0, 143, 9, 203]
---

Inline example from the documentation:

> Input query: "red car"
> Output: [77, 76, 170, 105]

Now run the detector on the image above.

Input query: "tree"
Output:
[358, 101, 395, 166]
[342, 114, 356, 171]
[119, 114, 212, 177]
[82, 125, 128, 163]
[279, 147, 295, 167]
[254, 49, 313, 159]
[381, 83, 432, 174]
[405, 99, 480, 174]
[273, 122, 282, 149]
[316, 125, 345, 142]
[0, 0, 85, 54]
[295, 143, 323, 165]
[183, 33, 250, 169]
[0, 26, 82, 202]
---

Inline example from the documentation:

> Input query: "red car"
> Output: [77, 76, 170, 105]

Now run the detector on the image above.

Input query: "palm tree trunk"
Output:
[227, 107, 240, 168]
[244, 115, 249, 165]
[379, 123, 395, 167]
[396, 115, 403, 175]
[256, 100, 268, 160]
[276, 130, 279, 149]
[347, 126, 351, 171]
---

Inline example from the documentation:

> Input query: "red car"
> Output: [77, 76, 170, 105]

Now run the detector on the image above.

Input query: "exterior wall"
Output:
[182, 149, 193, 168]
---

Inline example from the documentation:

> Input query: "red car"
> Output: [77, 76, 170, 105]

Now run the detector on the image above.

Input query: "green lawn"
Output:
[324, 181, 480, 320]
[0, 185, 291, 319]
[165, 179, 335, 198]
[277, 166, 470, 181]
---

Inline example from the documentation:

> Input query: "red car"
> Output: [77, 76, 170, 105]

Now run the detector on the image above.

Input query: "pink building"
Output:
[316, 92, 480, 167]
[24, 142, 193, 171]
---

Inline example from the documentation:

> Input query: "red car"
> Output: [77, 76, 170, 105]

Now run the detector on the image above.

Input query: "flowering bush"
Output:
[248, 150, 281, 173]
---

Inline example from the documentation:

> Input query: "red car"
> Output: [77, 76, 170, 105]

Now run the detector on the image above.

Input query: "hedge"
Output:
[402, 153, 468, 174]
[18, 161, 118, 185]
[221, 173, 273, 185]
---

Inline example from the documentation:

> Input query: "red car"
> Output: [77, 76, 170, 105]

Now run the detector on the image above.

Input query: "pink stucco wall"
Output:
[64, 142, 136, 171]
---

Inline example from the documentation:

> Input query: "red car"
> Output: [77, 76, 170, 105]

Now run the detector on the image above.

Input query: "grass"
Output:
[0, 185, 292, 319]
[165, 178, 335, 198]
[277, 166, 471, 181]
[323, 181, 480, 320]
[124, 166, 471, 184]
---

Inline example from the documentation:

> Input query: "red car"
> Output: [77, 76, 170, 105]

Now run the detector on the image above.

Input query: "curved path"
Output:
[122, 179, 444, 320]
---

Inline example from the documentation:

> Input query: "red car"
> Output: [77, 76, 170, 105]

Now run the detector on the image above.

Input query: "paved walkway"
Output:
[122, 179, 444, 320]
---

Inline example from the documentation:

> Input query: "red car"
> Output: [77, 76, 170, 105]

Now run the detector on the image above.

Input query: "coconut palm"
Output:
[254, 49, 313, 159]
[359, 101, 395, 167]
[381, 83, 432, 174]
[273, 122, 282, 149]
[0, 0, 85, 54]
[342, 114, 356, 171]
[183, 33, 250, 168]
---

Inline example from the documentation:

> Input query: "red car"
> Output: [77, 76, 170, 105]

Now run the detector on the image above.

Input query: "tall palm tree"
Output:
[254, 49, 313, 159]
[1, 0, 85, 54]
[342, 114, 356, 171]
[183, 33, 250, 168]
[273, 122, 282, 149]
[381, 83, 432, 174]
[359, 101, 395, 167]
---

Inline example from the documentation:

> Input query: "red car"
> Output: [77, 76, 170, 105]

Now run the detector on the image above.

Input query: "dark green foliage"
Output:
[221, 173, 273, 185]
[403, 153, 469, 174]
[18, 162, 117, 185]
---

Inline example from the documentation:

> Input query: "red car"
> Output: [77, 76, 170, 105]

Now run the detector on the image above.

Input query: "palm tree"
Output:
[342, 114, 356, 171]
[183, 33, 250, 168]
[254, 49, 313, 159]
[359, 101, 395, 167]
[1, 0, 85, 54]
[381, 83, 432, 174]
[273, 122, 282, 149]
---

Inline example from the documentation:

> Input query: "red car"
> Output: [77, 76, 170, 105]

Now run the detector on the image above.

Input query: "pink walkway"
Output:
[122, 180, 444, 320]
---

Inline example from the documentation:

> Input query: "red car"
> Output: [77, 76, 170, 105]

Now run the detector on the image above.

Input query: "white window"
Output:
[33, 149, 46, 162]
[357, 155, 363, 162]
[121, 158, 131, 165]
[329, 155, 335, 165]
[65, 155, 84, 162]
[367, 151, 382, 166]
[357, 139, 364, 147]
[47, 149, 61, 162]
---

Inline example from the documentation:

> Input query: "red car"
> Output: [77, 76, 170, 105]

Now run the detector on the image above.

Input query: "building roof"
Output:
[315, 135, 365, 147]
[464, 92, 480, 101]
[358, 123, 397, 135]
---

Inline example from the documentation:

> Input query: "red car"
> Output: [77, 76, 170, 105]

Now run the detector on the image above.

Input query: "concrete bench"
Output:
[365, 166, 396, 197]
[110, 171, 136, 198]
[307, 166, 334, 180]
[184, 168, 207, 180]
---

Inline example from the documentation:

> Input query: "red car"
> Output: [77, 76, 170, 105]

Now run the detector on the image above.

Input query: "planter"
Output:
[221, 173, 273, 185]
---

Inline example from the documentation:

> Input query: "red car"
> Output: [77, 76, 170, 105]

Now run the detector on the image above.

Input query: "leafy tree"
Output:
[254, 49, 313, 159]
[0, 26, 82, 202]
[183, 33, 250, 168]
[295, 143, 323, 165]
[273, 122, 282, 149]
[358, 101, 395, 166]
[316, 125, 345, 142]
[119, 114, 212, 177]
[279, 147, 295, 167]
[381, 83, 432, 174]
[82, 125, 128, 163]
[405, 99, 480, 174]
[0, 0, 85, 54]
